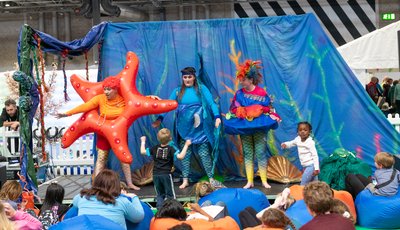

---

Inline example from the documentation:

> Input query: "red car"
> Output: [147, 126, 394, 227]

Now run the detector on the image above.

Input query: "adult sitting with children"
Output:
[71, 169, 144, 230]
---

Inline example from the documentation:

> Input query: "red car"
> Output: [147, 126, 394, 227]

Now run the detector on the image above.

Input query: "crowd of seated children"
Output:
[300, 181, 355, 230]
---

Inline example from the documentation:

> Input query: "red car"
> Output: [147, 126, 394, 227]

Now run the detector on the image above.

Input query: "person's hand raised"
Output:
[55, 113, 68, 119]
[152, 119, 161, 128]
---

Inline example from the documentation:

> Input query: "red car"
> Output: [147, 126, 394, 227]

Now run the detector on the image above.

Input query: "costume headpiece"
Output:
[181, 67, 196, 77]
[235, 60, 263, 81]
[102, 76, 120, 89]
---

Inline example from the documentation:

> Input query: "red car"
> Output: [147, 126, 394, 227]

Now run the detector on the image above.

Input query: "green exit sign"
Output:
[382, 13, 396, 20]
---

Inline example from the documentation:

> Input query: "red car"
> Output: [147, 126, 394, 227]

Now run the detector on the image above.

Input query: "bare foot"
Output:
[127, 183, 141, 191]
[179, 179, 189, 189]
[262, 182, 271, 189]
[243, 182, 254, 189]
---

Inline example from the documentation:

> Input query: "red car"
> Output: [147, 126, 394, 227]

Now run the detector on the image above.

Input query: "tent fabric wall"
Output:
[97, 13, 400, 179]
[337, 20, 400, 70]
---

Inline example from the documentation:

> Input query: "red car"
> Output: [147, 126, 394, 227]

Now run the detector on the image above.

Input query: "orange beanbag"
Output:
[149, 216, 240, 230]
[288, 185, 356, 221]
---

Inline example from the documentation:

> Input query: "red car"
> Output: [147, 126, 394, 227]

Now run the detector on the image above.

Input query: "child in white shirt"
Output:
[281, 121, 319, 185]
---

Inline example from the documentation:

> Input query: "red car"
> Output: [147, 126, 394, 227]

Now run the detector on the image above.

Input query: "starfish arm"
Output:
[102, 118, 132, 164]
[61, 110, 99, 148]
[70, 74, 104, 102]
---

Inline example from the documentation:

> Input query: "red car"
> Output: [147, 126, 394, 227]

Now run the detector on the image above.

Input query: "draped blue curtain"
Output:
[100, 13, 400, 180]
[19, 13, 400, 182]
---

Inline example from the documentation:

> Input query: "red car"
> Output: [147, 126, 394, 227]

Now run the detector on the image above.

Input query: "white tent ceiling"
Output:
[337, 20, 400, 70]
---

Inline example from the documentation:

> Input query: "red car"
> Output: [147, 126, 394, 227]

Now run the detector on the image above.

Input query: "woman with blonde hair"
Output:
[0, 202, 15, 230]
[0, 202, 42, 230]
[0, 180, 22, 210]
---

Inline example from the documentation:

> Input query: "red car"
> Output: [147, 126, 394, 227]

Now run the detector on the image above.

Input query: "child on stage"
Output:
[140, 128, 191, 208]
[281, 121, 319, 185]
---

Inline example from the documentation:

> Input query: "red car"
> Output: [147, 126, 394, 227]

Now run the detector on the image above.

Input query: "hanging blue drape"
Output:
[100, 14, 400, 180]
[17, 13, 400, 182]
[17, 21, 108, 58]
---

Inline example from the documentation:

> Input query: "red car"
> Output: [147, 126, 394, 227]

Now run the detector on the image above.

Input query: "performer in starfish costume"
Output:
[57, 51, 178, 190]
[224, 60, 281, 189]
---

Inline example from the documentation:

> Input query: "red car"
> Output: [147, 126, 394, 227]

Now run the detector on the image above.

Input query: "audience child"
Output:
[300, 181, 354, 230]
[256, 188, 295, 219]
[0, 202, 15, 230]
[281, 121, 319, 185]
[193, 181, 216, 203]
[38, 182, 69, 229]
[72, 169, 144, 230]
[239, 188, 296, 229]
[0, 180, 22, 210]
[140, 128, 191, 208]
[245, 208, 296, 230]
[168, 222, 193, 230]
[1, 202, 42, 230]
[155, 199, 187, 221]
[329, 199, 355, 224]
[345, 152, 400, 199]
[187, 181, 228, 221]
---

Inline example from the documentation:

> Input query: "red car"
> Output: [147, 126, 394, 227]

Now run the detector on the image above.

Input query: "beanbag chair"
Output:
[50, 215, 123, 230]
[149, 216, 240, 230]
[62, 201, 153, 230]
[289, 184, 304, 200]
[289, 185, 356, 221]
[285, 199, 312, 228]
[127, 201, 154, 230]
[198, 188, 270, 225]
[355, 189, 400, 229]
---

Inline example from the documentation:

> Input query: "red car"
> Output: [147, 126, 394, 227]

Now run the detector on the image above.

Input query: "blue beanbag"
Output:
[285, 200, 312, 228]
[199, 188, 270, 225]
[62, 201, 154, 230]
[50, 215, 123, 230]
[355, 189, 400, 229]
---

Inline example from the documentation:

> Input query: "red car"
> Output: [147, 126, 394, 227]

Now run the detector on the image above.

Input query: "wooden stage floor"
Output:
[38, 175, 295, 204]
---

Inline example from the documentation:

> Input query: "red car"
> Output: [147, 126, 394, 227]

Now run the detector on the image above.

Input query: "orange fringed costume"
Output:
[66, 94, 124, 150]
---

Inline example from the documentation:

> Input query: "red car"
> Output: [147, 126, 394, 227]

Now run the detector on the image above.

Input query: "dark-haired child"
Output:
[281, 121, 319, 185]
[38, 183, 69, 229]
[140, 128, 191, 209]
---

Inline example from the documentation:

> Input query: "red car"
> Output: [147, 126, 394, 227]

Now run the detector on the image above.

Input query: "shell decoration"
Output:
[131, 161, 154, 185]
[267, 155, 302, 183]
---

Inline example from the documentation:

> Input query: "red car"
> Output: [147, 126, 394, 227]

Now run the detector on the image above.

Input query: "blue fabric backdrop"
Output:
[21, 13, 400, 182]
[97, 13, 400, 180]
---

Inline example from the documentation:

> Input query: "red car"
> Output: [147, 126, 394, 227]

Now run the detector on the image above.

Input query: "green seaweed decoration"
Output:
[278, 35, 345, 158]
[17, 25, 38, 188]
[306, 35, 343, 149]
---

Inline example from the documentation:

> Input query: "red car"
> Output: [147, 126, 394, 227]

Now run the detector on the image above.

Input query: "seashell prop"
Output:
[267, 156, 302, 183]
[131, 161, 154, 185]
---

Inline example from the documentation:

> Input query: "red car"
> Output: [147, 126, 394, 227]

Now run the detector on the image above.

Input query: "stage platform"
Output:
[38, 175, 295, 204]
